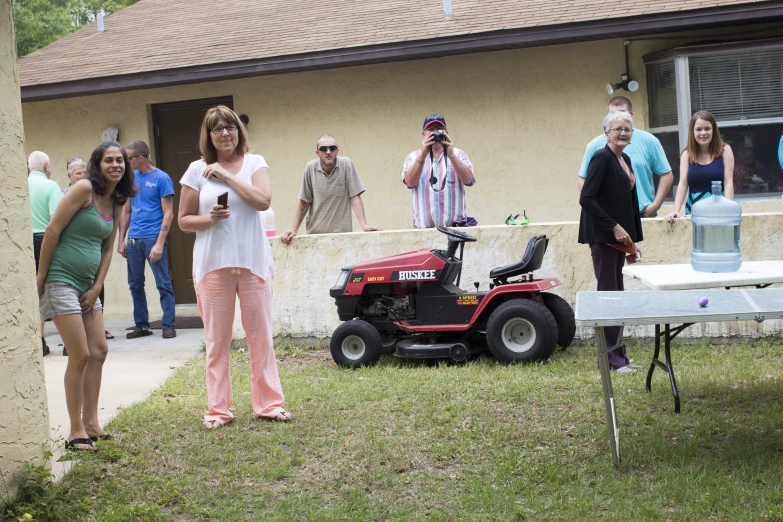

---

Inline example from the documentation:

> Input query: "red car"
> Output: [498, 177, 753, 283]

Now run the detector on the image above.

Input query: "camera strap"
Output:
[428, 148, 449, 192]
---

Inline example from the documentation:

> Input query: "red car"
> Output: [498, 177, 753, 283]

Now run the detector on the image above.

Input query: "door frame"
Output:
[151, 95, 233, 166]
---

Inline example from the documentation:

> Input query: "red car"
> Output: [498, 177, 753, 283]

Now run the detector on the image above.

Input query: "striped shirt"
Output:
[401, 148, 474, 229]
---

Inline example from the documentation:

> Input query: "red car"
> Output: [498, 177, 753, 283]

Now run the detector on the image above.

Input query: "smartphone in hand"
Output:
[217, 192, 228, 209]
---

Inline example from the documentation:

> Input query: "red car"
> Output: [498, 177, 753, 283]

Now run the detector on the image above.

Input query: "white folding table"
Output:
[622, 261, 783, 413]
[575, 288, 783, 467]
[623, 260, 783, 291]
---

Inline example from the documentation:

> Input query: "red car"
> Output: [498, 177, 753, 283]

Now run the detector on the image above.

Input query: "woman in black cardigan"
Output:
[579, 111, 643, 374]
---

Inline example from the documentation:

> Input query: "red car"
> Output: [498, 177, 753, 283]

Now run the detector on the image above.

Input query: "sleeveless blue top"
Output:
[685, 156, 725, 214]
[688, 156, 724, 193]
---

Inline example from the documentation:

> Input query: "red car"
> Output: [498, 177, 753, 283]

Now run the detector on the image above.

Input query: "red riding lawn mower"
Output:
[328, 226, 575, 367]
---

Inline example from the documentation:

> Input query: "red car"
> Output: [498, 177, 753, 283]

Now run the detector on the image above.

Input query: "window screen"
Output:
[689, 49, 783, 121]
[647, 60, 678, 128]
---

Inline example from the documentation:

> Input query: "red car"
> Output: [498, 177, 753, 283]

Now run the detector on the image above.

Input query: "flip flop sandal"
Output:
[105, 331, 115, 339]
[260, 410, 295, 422]
[89, 433, 112, 442]
[203, 419, 232, 430]
[65, 438, 97, 451]
[505, 211, 530, 226]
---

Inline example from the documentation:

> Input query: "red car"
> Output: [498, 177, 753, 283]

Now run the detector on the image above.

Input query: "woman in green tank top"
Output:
[36, 142, 137, 451]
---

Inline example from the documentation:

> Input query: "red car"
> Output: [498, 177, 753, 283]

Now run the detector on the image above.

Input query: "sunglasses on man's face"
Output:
[318, 145, 338, 153]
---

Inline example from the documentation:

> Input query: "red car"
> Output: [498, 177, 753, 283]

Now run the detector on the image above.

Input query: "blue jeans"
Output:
[126, 237, 176, 329]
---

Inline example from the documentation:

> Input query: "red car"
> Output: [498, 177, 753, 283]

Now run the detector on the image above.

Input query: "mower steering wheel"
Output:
[437, 226, 477, 243]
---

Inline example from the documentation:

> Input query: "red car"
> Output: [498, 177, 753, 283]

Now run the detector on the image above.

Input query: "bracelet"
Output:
[36, 280, 45, 287]
[415, 157, 425, 165]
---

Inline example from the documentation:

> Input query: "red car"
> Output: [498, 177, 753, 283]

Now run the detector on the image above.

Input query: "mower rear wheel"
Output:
[486, 299, 558, 363]
[330, 320, 383, 368]
[541, 293, 576, 349]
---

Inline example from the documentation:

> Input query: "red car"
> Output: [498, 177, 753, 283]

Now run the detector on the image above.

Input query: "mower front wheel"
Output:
[486, 299, 558, 363]
[330, 320, 383, 368]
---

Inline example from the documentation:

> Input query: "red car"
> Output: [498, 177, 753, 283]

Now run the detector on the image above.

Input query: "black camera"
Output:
[430, 130, 446, 143]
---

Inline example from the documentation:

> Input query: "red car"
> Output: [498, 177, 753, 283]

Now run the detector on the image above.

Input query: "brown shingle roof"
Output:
[17, 0, 780, 91]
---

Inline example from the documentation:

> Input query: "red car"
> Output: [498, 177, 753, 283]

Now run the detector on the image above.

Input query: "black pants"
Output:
[33, 233, 44, 272]
[589, 243, 630, 369]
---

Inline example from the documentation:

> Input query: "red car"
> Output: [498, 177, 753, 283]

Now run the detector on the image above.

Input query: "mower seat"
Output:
[489, 235, 548, 281]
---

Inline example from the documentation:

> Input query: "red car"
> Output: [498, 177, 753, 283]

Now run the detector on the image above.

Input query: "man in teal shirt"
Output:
[28, 151, 62, 356]
[577, 96, 673, 217]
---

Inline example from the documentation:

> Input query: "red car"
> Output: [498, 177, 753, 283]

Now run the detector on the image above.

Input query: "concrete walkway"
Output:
[42, 318, 204, 477]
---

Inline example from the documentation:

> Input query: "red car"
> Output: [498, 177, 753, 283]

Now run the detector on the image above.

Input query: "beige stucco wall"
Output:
[0, 0, 50, 499]
[22, 37, 667, 229]
[20, 32, 783, 319]
[270, 212, 783, 341]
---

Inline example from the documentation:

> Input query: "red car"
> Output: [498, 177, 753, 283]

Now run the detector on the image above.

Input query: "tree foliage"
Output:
[12, 0, 140, 57]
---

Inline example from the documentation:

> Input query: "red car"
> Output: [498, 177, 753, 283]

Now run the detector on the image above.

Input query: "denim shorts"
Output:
[39, 282, 103, 320]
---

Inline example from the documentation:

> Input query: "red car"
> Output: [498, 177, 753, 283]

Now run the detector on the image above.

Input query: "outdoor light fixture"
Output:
[606, 42, 639, 96]
[606, 74, 640, 96]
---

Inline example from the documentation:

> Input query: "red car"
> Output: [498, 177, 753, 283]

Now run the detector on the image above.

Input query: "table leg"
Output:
[646, 324, 661, 392]
[664, 324, 681, 414]
[596, 326, 620, 468]
[646, 323, 691, 413]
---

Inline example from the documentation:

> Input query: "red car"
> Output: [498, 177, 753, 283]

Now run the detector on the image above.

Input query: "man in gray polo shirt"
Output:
[280, 135, 381, 243]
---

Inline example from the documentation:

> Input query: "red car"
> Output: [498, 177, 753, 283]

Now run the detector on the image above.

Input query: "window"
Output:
[722, 123, 783, 195]
[651, 130, 680, 188]
[690, 49, 783, 121]
[646, 43, 783, 198]
[648, 60, 678, 128]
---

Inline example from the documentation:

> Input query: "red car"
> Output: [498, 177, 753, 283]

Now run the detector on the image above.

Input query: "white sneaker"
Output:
[614, 366, 638, 375]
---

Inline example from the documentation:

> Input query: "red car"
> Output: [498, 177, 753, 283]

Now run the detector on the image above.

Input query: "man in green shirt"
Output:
[28, 151, 62, 356]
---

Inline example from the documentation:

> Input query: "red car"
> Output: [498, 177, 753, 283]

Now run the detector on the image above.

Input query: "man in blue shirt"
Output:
[577, 96, 673, 217]
[119, 141, 177, 339]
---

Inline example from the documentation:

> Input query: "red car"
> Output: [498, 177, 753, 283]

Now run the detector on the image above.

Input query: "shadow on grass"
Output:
[617, 378, 783, 472]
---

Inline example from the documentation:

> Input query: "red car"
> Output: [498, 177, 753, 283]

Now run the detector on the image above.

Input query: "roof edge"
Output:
[20, 1, 783, 102]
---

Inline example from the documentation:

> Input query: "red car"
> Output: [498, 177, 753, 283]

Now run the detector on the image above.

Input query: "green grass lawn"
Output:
[4, 339, 783, 522]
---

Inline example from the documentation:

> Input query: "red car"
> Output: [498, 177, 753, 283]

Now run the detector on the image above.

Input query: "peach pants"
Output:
[196, 268, 284, 424]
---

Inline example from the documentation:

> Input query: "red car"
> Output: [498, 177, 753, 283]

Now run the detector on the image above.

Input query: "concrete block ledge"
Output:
[264, 213, 783, 341]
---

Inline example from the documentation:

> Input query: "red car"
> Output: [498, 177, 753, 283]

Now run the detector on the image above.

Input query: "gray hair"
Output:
[28, 151, 50, 172]
[67, 158, 87, 175]
[602, 111, 633, 133]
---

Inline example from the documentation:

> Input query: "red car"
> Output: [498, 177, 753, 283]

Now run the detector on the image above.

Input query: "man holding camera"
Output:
[280, 135, 381, 244]
[402, 114, 475, 228]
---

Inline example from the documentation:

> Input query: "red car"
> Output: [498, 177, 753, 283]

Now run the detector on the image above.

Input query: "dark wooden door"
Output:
[152, 96, 233, 304]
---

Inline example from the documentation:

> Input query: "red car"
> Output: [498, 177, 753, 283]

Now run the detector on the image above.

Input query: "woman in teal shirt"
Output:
[37, 142, 136, 451]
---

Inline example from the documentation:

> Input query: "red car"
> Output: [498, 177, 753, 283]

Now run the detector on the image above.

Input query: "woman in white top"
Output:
[179, 105, 292, 429]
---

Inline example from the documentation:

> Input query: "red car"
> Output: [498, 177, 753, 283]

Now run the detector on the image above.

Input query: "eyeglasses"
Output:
[318, 145, 338, 152]
[211, 125, 239, 134]
[610, 127, 634, 134]
[66, 157, 83, 165]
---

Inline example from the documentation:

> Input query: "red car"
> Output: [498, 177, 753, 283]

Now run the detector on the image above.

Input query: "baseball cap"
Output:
[423, 113, 447, 129]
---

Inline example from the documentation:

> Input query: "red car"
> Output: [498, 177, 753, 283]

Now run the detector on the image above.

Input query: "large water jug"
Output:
[690, 181, 742, 272]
